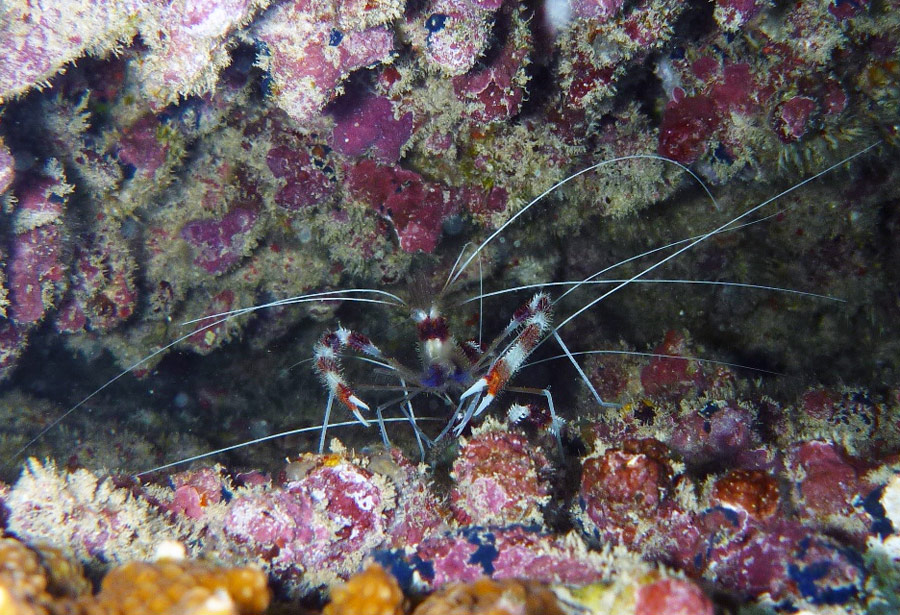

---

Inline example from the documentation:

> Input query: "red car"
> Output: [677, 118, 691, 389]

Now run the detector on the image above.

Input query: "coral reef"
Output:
[5, 357, 899, 613]
[0, 0, 894, 385]
[0, 0, 899, 613]
[448, 418, 550, 526]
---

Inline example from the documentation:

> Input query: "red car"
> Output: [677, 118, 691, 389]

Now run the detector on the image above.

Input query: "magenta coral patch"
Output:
[331, 95, 413, 162]
[346, 160, 460, 253]
[180, 207, 258, 274]
[9, 225, 64, 324]
[658, 95, 720, 164]
[116, 115, 168, 179]
[640, 330, 706, 399]
[773, 95, 817, 143]
[450, 426, 549, 526]
[636, 578, 714, 615]
[569, 0, 626, 20]
[266, 144, 335, 210]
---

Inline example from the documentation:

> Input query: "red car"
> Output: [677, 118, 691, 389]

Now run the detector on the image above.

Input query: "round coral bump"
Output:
[324, 564, 405, 615]
[635, 578, 714, 615]
[711, 468, 779, 520]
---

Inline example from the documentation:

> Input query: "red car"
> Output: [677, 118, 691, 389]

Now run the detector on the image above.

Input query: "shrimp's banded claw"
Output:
[446, 293, 553, 438]
[313, 328, 380, 451]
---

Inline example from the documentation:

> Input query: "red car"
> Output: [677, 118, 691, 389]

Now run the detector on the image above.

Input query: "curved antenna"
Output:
[443, 242, 474, 293]
[524, 349, 782, 375]
[135, 416, 445, 476]
[463, 278, 845, 304]
[5, 289, 405, 468]
[551, 212, 786, 305]
[7, 309, 238, 467]
[448, 154, 720, 287]
[182, 288, 407, 326]
[549, 143, 880, 340]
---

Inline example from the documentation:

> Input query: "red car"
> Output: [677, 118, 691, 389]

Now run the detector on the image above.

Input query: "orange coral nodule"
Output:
[324, 564, 405, 615]
[96, 559, 270, 615]
[711, 468, 779, 520]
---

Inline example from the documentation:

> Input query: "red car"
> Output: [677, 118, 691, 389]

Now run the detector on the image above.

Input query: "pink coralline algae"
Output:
[180, 207, 259, 275]
[576, 438, 677, 549]
[568, 0, 626, 20]
[788, 440, 877, 540]
[331, 94, 413, 162]
[374, 525, 615, 592]
[449, 420, 550, 526]
[568, 333, 894, 611]
[165, 467, 227, 520]
[9, 225, 66, 325]
[710, 469, 780, 521]
[0, 165, 71, 378]
[683, 517, 866, 605]
[221, 450, 429, 589]
[114, 114, 175, 182]
[713, 0, 768, 31]
[4, 393, 897, 612]
[133, 0, 268, 105]
[668, 400, 755, 467]
[418, 0, 494, 75]
[452, 25, 530, 123]
[367, 448, 448, 548]
[773, 95, 819, 143]
[654, 2, 880, 172]
[658, 94, 722, 165]
[55, 231, 138, 334]
[635, 578, 714, 615]
[6, 459, 171, 564]
[346, 159, 461, 253]
[0, 1, 138, 103]
[0, 137, 13, 193]
[0, 0, 270, 106]
[266, 139, 337, 210]
[639, 330, 707, 399]
[253, 0, 397, 123]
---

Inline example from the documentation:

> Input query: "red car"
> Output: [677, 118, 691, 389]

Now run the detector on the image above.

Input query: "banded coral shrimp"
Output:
[2, 140, 894, 483]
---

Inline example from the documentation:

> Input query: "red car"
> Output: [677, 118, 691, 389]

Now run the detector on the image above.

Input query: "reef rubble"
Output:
[2, 339, 900, 613]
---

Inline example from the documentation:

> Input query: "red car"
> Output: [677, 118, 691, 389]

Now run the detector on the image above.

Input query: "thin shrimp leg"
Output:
[318, 391, 336, 454]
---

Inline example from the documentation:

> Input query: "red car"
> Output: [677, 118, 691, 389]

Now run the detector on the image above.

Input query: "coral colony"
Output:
[0, 0, 899, 614]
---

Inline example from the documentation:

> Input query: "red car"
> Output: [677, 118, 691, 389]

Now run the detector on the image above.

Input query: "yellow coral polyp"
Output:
[323, 455, 343, 467]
